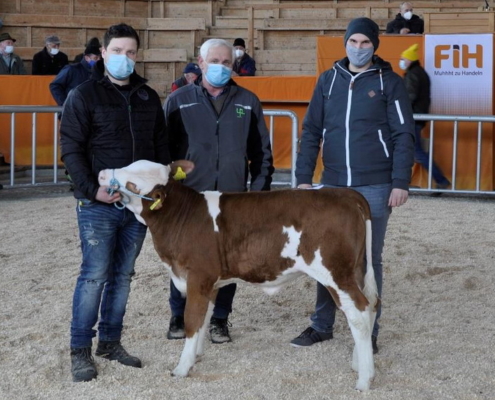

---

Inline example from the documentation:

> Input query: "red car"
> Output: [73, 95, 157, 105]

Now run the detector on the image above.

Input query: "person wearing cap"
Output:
[171, 62, 201, 92]
[32, 35, 69, 75]
[73, 37, 101, 64]
[386, 2, 424, 34]
[232, 38, 256, 76]
[0, 32, 27, 75]
[400, 44, 450, 190]
[49, 42, 101, 106]
[292, 17, 415, 354]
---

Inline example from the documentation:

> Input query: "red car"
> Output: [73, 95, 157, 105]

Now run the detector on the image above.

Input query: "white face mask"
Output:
[49, 48, 60, 56]
[403, 11, 413, 20]
[399, 59, 408, 70]
[5, 45, 14, 54]
[235, 49, 244, 59]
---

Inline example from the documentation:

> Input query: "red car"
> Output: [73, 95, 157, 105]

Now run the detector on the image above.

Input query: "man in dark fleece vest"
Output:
[163, 38, 273, 345]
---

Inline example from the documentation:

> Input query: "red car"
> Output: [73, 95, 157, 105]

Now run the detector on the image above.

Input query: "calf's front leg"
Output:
[171, 281, 212, 377]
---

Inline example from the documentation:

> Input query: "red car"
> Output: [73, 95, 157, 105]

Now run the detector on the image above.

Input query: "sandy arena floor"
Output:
[0, 187, 494, 400]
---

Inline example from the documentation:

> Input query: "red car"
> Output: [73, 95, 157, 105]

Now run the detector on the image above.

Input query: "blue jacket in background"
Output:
[49, 58, 92, 106]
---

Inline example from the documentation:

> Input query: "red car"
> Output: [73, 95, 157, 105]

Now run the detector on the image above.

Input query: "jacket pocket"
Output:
[377, 130, 390, 158]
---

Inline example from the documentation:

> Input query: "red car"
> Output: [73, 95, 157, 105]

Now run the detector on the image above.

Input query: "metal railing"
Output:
[1, 106, 494, 195]
[0, 106, 299, 189]
[412, 114, 495, 196]
[264, 109, 299, 188]
[0, 105, 62, 187]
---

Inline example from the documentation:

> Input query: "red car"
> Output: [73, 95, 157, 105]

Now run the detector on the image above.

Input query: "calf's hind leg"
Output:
[338, 290, 374, 392]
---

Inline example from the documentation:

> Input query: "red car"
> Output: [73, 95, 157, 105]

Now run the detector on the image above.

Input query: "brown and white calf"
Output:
[98, 160, 379, 391]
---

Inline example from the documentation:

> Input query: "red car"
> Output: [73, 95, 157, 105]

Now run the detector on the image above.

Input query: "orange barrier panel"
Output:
[0, 75, 57, 166]
[233, 76, 315, 170]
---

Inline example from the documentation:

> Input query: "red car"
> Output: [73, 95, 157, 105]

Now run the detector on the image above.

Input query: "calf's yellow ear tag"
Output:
[150, 198, 161, 210]
[173, 166, 187, 181]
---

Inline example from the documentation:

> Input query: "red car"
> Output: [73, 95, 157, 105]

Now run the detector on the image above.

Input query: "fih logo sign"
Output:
[435, 44, 483, 68]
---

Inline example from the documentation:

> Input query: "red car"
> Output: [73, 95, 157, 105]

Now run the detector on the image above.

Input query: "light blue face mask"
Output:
[205, 63, 232, 87]
[87, 59, 97, 68]
[105, 54, 135, 80]
[346, 45, 374, 69]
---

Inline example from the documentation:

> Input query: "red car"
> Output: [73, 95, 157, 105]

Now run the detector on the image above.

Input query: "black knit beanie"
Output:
[344, 17, 380, 51]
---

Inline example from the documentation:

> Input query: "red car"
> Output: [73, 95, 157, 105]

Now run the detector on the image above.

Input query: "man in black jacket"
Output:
[61, 23, 169, 383]
[400, 43, 450, 188]
[386, 2, 424, 34]
[32, 35, 68, 75]
[163, 38, 273, 345]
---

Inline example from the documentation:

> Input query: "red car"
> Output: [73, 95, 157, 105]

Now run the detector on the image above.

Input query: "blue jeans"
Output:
[170, 281, 236, 320]
[310, 184, 392, 338]
[70, 199, 147, 349]
[414, 123, 450, 186]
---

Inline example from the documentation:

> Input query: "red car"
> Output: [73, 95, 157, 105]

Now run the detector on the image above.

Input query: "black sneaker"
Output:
[290, 327, 333, 347]
[71, 347, 97, 382]
[95, 341, 142, 368]
[372, 335, 379, 354]
[209, 317, 232, 344]
[167, 315, 185, 340]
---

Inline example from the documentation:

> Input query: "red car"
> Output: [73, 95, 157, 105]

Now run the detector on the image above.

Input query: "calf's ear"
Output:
[170, 160, 194, 179]
[149, 188, 166, 211]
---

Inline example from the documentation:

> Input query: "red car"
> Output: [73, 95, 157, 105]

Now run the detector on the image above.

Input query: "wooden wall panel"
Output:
[148, 31, 191, 49]
[125, 1, 149, 18]
[262, 31, 318, 51]
[280, 9, 336, 19]
[163, 3, 210, 19]
[145, 62, 176, 97]
[18, 0, 69, 15]
[73, 0, 124, 17]
[0, 2, 18, 13]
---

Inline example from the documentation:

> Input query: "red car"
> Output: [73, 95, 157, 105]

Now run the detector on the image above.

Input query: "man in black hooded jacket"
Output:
[292, 17, 415, 355]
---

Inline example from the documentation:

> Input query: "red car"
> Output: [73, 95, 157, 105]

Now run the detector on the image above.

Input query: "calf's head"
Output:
[98, 159, 193, 224]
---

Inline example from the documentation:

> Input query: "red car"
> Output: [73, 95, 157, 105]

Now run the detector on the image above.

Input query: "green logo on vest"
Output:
[236, 107, 246, 118]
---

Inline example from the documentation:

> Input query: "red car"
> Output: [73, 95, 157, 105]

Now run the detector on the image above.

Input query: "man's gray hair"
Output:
[200, 38, 235, 61]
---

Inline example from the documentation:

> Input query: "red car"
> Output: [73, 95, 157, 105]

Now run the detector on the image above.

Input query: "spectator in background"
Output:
[386, 2, 424, 34]
[171, 62, 201, 92]
[32, 35, 69, 75]
[399, 44, 450, 190]
[73, 37, 101, 64]
[0, 32, 27, 75]
[232, 38, 256, 76]
[49, 43, 101, 106]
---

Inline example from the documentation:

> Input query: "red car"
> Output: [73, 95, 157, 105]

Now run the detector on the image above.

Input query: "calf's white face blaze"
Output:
[98, 160, 171, 223]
